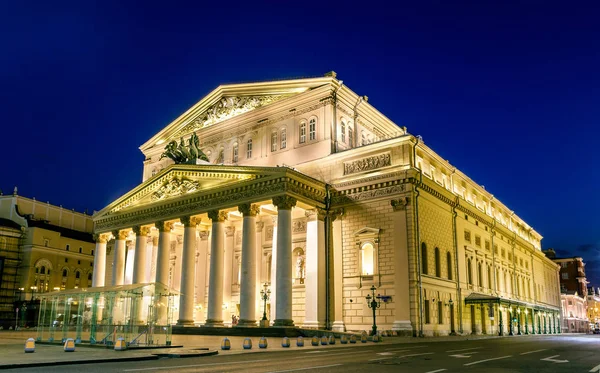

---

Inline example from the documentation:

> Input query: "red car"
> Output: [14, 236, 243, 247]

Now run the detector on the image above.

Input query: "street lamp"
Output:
[524, 309, 529, 334]
[517, 308, 522, 335]
[30, 286, 38, 301]
[499, 306, 504, 336]
[365, 285, 381, 336]
[509, 307, 514, 336]
[260, 283, 271, 324]
[447, 298, 455, 335]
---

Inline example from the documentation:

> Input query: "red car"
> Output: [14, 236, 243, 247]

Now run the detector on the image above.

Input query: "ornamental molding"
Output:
[343, 152, 391, 175]
[173, 95, 291, 138]
[334, 171, 408, 189]
[331, 181, 406, 204]
[292, 218, 307, 233]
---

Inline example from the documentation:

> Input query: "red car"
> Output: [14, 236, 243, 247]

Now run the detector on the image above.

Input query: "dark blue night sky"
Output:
[1, 1, 599, 280]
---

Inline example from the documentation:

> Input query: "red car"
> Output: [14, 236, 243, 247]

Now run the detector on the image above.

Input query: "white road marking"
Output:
[589, 363, 600, 372]
[464, 355, 512, 366]
[294, 350, 373, 359]
[446, 347, 483, 353]
[369, 352, 434, 361]
[541, 355, 569, 363]
[520, 349, 548, 355]
[425, 370, 447, 373]
[267, 364, 342, 373]
[385, 345, 427, 350]
[377, 352, 395, 355]
[123, 359, 270, 371]
[449, 352, 479, 358]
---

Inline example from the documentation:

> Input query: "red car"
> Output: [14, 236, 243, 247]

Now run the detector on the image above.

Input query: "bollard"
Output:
[243, 337, 252, 350]
[281, 337, 290, 347]
[372, 334, 381, 342]
[114, 337, 127, 351]
[328, 335, 335, 345]
[296, 336, 304, 347]
[221, 337, 231, 350]
[259, 336, 268, 349]
[350, 334, 357, 344]
[311, 336, 319, 346]
[64, 338, 76, 352]
[24, 338, 35, 353]
[340, 335, 348, 344]
[320, 335, 328, 345]
[361, 333, 367, 343]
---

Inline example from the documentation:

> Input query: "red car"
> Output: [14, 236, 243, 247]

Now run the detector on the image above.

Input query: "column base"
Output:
[392, 320, 413, 331]
[332, 321, 346, 332]
[274, 319, 294, 327]
[177, 319, 194, 326]
[236, 319, 257, 327]
[204, 319, 224, 327]
[302, 321, 326, 329]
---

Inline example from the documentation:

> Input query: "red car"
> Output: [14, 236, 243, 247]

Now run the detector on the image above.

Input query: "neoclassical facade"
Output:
[92, 72, 561, 335]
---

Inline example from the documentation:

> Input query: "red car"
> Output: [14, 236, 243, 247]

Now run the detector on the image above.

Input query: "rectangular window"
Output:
[485, 240, 490, 251]
[340, 122, 346, 143]
[91, 250, 94, 256]
[424, 300, 430, 324]
[271, 132, 278, 152]
[66, 244, 70, 251]
[494, 244, 498, 254]
[348, 128, 353, 147]
[79, 247, 82, 253]
[475, 235, 481, 247]
[247, 139, 253, 159]
[464, 230, 471, 243]
[233, 144, 238, 163]
[309, 119, 316, 141]
[561, 262, 567, 268]
[438, 301, 443, 324]
[501, 248, 505, 258]
[300, 123, 306, 144]
[281, 129, 287, 149]
[562, 272, 568, 280]
[508, 252, 512, 261]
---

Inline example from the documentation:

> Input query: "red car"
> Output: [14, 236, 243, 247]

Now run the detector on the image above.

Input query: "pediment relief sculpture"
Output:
[152, 176, 200, 202]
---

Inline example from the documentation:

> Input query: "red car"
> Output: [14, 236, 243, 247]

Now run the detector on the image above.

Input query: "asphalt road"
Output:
[6, 334, 600, 372]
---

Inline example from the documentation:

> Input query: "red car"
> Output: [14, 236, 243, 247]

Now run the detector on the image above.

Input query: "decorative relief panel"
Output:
[266, 225, 274, 241]
[235, 231, 242, 245]
[152, 177, 200, 201]
[292, 219, 307, 234]
[343, 152, 391, 175]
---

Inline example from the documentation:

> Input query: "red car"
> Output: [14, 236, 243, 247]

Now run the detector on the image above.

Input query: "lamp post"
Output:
[524, 309, 529, 334]
[365, 285, 381, 336]
[448, 298, 455, 335]
[260, 283, 271, 326]
[517, 308, 522, 335]
[499, 306, 504, 336]
[509, 308, 514, 336]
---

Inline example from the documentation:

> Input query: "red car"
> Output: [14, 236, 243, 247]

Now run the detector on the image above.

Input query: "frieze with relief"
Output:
[152, 177, 200, 201]
[344, 153, 391, 175]
[292, 219, 307, 234]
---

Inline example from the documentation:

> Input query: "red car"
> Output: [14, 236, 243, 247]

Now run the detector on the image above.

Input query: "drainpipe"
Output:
[331, 81, 344, 153]
[412, 136, 424, 337]
[324, 184, 332, 329]
[353, 96, 363, 148]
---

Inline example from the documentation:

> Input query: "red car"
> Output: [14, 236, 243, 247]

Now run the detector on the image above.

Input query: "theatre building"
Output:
[82, 72, 561, 337]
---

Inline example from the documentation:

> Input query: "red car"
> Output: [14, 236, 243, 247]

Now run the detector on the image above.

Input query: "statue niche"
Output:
[293, 247, 305, 285]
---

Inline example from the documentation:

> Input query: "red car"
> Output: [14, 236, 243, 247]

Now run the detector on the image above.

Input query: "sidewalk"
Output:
[0, 330, 503, 369]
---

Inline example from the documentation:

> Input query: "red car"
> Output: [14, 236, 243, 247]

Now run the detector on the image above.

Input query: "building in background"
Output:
[587, 286, 600, 330]
[545, 249, 589, 333]
[0, 188, 94, 328]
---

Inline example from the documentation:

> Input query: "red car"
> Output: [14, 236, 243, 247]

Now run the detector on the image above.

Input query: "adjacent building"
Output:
[0, 189, 94, 328]
[80, 72, 562, 337]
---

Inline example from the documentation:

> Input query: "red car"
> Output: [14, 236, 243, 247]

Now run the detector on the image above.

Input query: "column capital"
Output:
[112, 230, 128, 240]
[208, 210, 228, 222]
[256, 221, 265, 232]
[272, 195, 297, 210]
[180, 216, 200, 227]
[93, 233, 109, 243]
[239, 203, 260, 217]
[199, 230, 210, 241]
[305, 209, 326, 222]
[155, 221, 174, 232]
[132, 226, 150, 236]
[225, 226, 235, 237]
[330, 208, 344, 221]
[391, 197, 410, 211]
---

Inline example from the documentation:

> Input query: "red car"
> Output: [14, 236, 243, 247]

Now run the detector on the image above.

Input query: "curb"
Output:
[0, 355, 159, 370]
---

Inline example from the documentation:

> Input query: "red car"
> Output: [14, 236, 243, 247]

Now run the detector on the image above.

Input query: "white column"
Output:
[391, 199, 413, 332]
[206, 210, 227, 326]
[154, 221, 173, 324]
[178, 216, 199, 325]
[92, 234, 108, 287]
[255, 221, 264, 322]
[223, 226, 235, 324]
[273, 196, 296, 327]
[331, 210, 345, 331]
[269, 217, 278, 323]
[237, 203, 259, 326]
[195, 230, 209, 323]
[146, 236, 156, 283]
[132, 226, 149, 284]
[111, 230, 127, 286]
[303, 209, 326, 328]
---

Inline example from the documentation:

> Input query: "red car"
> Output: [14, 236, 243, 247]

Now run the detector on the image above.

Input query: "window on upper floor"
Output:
[464, 230, 471, 243]
[309, 118, 316, 141]
[561, 262, 568, 268]
[485, 240, 490, 251]
[79, 247, 82, 253]
[477, 262, 483, 286]
[348, 127, 354, 147]
[66, 244, 70, 251]
[424, 299, 430, 324]
[247, 139, 253, 159]
[475, 235, 481, 247]
[299, 122, 306, 144]
[62, 269, 68, 277]
[75, 271, 80, 279]
[88, 272, 92, 281]
[421, 242, 428, 275]
[91, 249, 94, 256]
[467, 258, 473, 285]
[271, 131, 278, 152]
[435, 247, 441, 277]
[447, 252, 453, 280]
[43, 239, 49, 247]
[361, 242, 375, 276]
[340, 121, 346, 143]
[562, 272, 569, 280]
[232, 143, 239, 163]
[280, 128, 287, 149]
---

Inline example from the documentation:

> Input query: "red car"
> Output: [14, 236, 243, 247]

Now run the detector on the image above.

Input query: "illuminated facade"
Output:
[92, 72, 561, 335]
[0, 190, 95, 328]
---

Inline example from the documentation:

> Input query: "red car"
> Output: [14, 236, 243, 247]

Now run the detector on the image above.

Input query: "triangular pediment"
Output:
[354, 227, 381, 236]
[141, 76, 337, 152]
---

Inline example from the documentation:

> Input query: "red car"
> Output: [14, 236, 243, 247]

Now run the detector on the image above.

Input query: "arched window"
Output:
[434, 247, 441, 277]
[467, 258, 473, 285]
[487, 265, 492, 289]
[309, 118, 316, 141]
[271, 131, 278, 152]
[361, 243, 374, 275]
[477, 262, 483, 286]
[447, 252, 453, 280]
[40, 266, 46, 275]
[88, 272, 92, 281]
[340, 121, 346, 143]
[246, 139, 253, 159]
[62, 269, 68, 277]
[232, 143, 239, 163]
[421, 243, 428, 275]
[348, 127, 354, 147]
[75, 271, 81, 279]
[299, 122, 307, 144]
[280, 128, 287, 149]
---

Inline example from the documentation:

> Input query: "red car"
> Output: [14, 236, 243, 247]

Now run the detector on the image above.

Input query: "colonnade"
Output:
[92, 195, 328, 328]
[498, 305, 561, 336]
